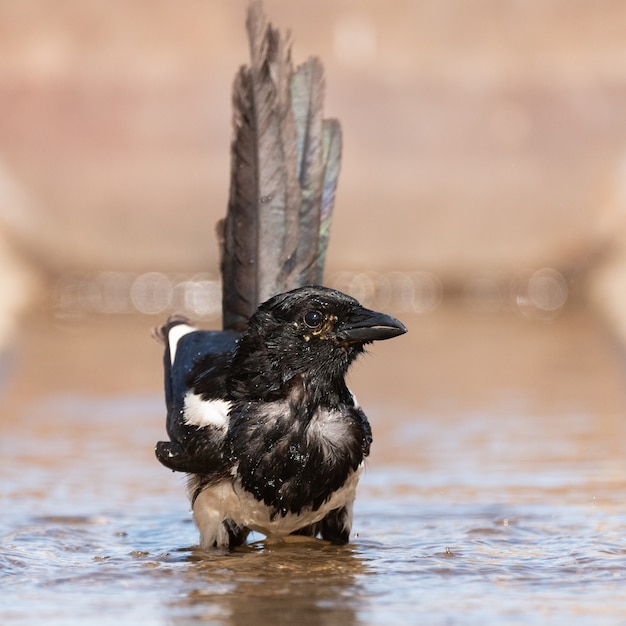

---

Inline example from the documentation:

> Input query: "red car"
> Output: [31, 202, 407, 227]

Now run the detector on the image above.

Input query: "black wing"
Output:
[155, 318, 240, 474]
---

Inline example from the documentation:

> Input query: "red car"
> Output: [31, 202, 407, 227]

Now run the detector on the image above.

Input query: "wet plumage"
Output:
[154, 2, 407, 548]
[156, 287, 406, 547]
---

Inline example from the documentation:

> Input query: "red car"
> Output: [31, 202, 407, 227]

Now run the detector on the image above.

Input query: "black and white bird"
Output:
[154, 3, 407, 548]
[156, 286, 405, 548]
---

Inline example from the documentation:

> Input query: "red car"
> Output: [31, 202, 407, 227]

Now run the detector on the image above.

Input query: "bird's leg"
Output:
[319, 506, 352, 544]
[224, 519, 250, 548]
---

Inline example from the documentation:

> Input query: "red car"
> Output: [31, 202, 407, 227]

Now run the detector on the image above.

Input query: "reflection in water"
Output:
[1, 513, 368, 626]
[2, 306, 626, 624]
[171, 541, 367, 625]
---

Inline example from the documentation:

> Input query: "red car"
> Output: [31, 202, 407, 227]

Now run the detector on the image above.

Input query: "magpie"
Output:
[156, 286, 406, 548]
[154, 3, 407, 548]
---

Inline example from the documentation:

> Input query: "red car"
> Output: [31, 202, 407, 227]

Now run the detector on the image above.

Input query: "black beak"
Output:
[336, 306, 407, 344]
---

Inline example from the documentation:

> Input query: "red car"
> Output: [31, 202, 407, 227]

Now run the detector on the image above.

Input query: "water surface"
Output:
[2, 307, 626, 624]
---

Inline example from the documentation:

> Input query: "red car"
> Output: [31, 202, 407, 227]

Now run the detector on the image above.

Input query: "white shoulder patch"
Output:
[168, 323, 196, 365]
[183, 394, 230, 429]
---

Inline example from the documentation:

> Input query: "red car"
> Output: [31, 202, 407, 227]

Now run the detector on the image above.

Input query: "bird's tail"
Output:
[218, 0, 342, 331]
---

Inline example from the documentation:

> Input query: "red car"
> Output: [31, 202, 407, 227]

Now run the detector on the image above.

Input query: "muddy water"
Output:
[2, 306, 626, 625]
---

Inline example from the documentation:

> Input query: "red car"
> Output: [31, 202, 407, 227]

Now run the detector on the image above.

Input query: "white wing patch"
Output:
[168, 323, 196, 365]
[183, 394, 230, 429]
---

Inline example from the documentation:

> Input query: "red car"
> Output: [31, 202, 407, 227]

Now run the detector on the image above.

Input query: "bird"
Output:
[154, 2, 407, 548]
[156, 285, 406, 548]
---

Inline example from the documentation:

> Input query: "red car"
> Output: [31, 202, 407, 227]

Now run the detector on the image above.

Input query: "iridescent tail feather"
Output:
[218, 1, 342, 331]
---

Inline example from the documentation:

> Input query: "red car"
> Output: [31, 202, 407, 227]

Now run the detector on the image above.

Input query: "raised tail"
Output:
[218, 0, 342, 331]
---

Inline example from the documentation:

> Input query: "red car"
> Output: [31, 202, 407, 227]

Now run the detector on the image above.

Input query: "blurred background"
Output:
[1, 0, 626, 337]
[5, 3, 626, 623]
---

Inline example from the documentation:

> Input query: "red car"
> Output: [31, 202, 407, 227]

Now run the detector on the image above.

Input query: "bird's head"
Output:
[230, 285, 407, 400]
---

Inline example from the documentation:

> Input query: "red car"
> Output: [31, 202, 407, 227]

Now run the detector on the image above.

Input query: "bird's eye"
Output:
[303, 310, 324, 329]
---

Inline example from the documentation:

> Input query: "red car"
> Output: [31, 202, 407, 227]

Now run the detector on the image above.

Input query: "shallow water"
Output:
[2, 306, 626, 625]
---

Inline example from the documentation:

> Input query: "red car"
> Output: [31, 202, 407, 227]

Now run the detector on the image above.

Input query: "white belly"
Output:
[192, 465, 363, 548]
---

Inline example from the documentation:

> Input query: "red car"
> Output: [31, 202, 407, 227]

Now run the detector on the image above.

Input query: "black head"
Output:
[229, 286, 406, 401]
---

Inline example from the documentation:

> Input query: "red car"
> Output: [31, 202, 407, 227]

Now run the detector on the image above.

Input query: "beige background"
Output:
[1, 0, 626, 334]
